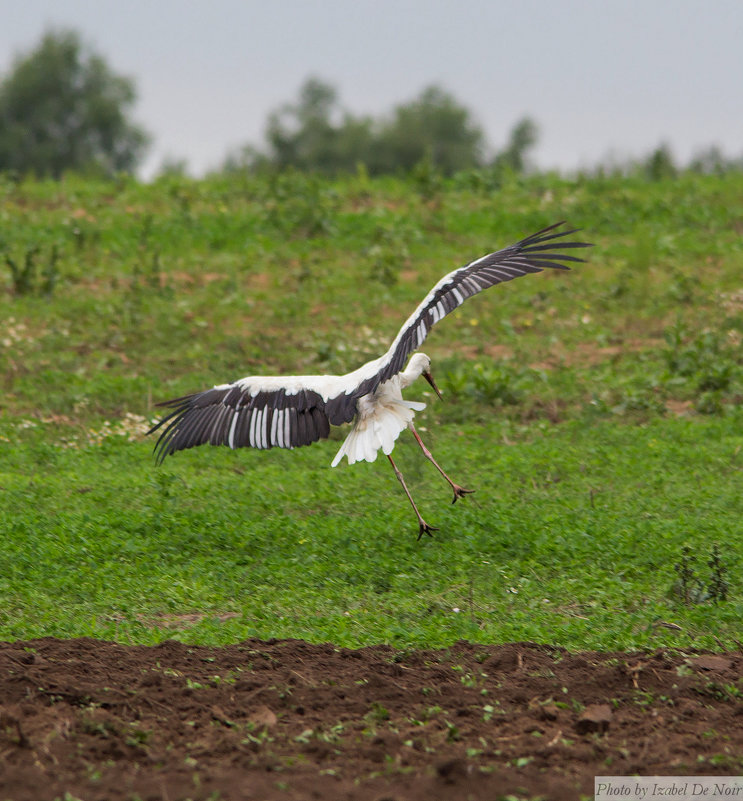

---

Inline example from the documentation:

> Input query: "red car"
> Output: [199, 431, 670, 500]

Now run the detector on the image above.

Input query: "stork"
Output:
[149, 222, 591, 538]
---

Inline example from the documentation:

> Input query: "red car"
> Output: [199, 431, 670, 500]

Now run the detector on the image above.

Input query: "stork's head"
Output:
[404, 353, 443, 400]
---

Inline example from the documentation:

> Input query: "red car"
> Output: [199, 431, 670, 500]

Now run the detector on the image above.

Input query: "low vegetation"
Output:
[1, 169, 742, 650]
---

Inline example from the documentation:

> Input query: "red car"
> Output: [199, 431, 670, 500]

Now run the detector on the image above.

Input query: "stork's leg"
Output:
[387, 455, 437, 540]
[409, 424, 475, 504]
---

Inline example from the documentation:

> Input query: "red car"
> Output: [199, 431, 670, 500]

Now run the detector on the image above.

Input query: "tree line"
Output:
[0, 29, 740, 180]
[221, 77, 537, 177]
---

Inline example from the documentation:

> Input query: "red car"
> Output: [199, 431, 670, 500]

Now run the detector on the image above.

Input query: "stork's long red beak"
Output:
[423, 370, 443, 401]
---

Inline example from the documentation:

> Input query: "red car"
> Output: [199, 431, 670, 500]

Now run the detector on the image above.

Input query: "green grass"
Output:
[1, 413, 741, 650]
[1, 168, 743, 650]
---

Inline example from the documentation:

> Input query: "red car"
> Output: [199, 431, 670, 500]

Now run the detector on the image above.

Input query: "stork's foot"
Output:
[451, 485, 475, 504]
[417, 521, 439, 541]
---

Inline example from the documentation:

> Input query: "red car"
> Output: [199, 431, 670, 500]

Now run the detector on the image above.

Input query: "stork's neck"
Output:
[399, 353, 430, 389]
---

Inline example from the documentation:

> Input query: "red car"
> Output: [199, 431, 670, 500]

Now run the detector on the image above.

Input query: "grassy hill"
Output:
[1, 169, 742, 649]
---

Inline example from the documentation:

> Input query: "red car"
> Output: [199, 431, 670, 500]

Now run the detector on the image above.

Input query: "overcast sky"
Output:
[2, 0, 742, 178]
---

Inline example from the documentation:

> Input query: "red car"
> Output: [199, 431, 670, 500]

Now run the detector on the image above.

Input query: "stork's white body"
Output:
[212, 354, 430, 464]
[330, 356, 428, 466]
[149, 223, 591, 536]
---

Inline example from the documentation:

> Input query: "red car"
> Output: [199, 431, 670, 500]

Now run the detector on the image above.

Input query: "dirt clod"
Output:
[247, 704, 278, 728]
[689, 654, 732, 671]
[576, 702, 613, 733]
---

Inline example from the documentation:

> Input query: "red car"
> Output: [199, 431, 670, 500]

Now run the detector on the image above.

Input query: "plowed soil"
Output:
[1, 637, 742, 800]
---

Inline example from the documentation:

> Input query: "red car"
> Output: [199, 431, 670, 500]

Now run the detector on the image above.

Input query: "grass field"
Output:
[1, 168, 743, 650]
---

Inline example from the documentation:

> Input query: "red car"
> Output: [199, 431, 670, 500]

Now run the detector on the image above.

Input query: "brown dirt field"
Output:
[1, 638, 742, 801]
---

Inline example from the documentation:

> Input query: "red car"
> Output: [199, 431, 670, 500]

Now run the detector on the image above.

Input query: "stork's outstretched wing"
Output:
[148, 222, 591, 463]
[349, 221, 591, 399]
[149, 383, 335, 464]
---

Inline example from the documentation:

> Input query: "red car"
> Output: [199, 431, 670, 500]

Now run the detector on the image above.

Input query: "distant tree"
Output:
[643, 143, 677, 181]
[332, 113, 376, 173]
[221, 143, 270, 174]
[491, 117, 539, 174]
[0, 29, 149, 177]
[228, 79, 486, 176]
[156, 157, 190, 178]
[689, 145, 730, 175]
[265, 77, 346, 172]
[373, 85, 485, 175]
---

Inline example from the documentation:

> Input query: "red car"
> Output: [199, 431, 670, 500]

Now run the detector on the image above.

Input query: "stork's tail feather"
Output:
[331, 399, 425, 467]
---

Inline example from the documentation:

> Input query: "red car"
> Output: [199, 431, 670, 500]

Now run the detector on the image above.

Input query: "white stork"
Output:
[149, 222, 591, 538]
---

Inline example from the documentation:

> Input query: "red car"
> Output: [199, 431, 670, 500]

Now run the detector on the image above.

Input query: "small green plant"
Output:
[365, 220, 416, 285]
[671, 543, 730, 606]
[444, 720, 461, 742]
[482, 702, 503, 722]
[666, 269, 696, 304]
[610, 379, 665, 417]
[368, 702, 390, 723]
[4, 245, 37, 294]
[663, 323, 740, 411]
[673, 545, 707, 605]
[411, 149, 443, 197]
[264, 171, 338, 237]
[708, 543, 729, 604]
[4, 244, 60, 296]
[441, 362, 529, 406]
[125, 725, 151, 748]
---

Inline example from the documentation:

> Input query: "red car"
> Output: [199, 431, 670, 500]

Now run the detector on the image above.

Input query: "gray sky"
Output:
[3, 0, 742, 177]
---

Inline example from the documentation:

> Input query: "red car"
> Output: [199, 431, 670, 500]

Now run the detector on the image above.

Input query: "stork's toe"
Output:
[451, 485, 475, 504]
[417, 521, 438, 541]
